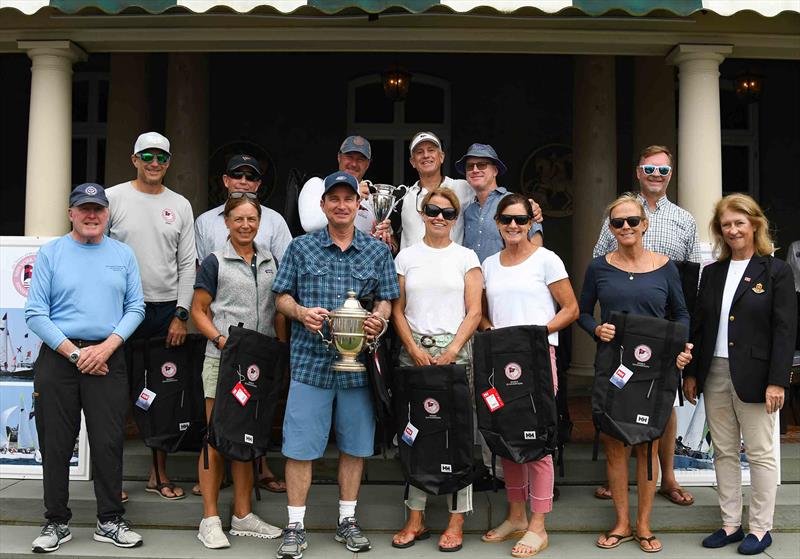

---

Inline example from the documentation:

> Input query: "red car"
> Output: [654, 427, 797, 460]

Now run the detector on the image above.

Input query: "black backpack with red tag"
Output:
[206, 325, 288, 462]
[473, 325, 558, 464]
[393, 363, 477, 498]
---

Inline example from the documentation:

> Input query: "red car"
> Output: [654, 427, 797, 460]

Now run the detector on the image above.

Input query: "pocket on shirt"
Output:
[351, 267, 378, 298]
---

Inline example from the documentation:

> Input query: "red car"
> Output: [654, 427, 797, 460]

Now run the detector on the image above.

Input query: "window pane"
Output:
[720, 88, 749, 130]
[98, 79, 109, 123]
[402, 139, 417, 185]
[72, 138, 87, 185]
[721, 145, 750, 195]
[364, 139, 393, 184]
[405, 82, 444, 124]
[97, 138, 106, 184]
[73, 80, 88, 123]
[354, 82, 393, 123]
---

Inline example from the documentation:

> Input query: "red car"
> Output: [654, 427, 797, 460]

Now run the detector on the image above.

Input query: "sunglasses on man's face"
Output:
[228, 192, 258, 201]
[609, 216, 643, 229]
[639, 164, 671, 176]
[137, 152, 170, 164]
[466, 162, 490, 171]
[228, 170, 261, 182]
[497, 214, 531, 226]
[422, 204, 457, 221]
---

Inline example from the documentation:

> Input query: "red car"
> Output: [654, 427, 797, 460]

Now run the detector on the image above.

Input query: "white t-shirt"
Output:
[298, 176, 376, 235]
[482, 247, 568, 345]
[395, 241, 480, 336]
[399, 177, 474, 251]
[714, 258, 751, 358]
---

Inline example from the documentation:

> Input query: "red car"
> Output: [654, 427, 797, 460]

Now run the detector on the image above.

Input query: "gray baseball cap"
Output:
[339, 135, 372, 160]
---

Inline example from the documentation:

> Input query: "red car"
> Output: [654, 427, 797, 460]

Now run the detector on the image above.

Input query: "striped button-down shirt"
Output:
[272, 227, 399, 389]
[592, 193, 700, 263]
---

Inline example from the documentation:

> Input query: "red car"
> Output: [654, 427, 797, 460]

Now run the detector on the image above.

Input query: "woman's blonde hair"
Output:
[711, 193, 774, 260]
[606, 192, 647, 221]
[420, 186, 461, 216]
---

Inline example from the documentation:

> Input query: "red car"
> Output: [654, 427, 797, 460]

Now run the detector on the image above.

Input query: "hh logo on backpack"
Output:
[524, 430, 537, 440]
[440, 464, 452, 473]
[636, 414, 650, 425]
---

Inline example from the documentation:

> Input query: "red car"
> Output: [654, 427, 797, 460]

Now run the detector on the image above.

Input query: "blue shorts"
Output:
[282, 380, 375, 460]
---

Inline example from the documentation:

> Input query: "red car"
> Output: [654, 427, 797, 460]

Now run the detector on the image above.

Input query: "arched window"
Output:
[347, 73, 450, 185]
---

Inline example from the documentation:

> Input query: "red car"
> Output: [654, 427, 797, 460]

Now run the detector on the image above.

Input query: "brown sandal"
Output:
[391, 527, 430, 549]
[438, 531, 463, 552]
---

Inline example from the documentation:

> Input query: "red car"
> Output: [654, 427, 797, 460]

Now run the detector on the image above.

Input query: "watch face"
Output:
[175, 308, 189, 320]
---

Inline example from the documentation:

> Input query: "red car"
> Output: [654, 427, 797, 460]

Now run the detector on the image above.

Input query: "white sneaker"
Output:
[32, 522, 71, 553]
[198, 516, 230, 549]
[93, 517, 143, 548]
[230, 512, 282, 539]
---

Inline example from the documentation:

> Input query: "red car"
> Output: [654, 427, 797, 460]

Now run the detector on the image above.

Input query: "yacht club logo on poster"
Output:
[11, 254, 36, 298]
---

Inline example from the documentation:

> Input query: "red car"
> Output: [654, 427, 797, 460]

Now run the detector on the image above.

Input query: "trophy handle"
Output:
[366, 316, 390, 352]
[317, 315, 333, 347]
[386, 185, 411, 216]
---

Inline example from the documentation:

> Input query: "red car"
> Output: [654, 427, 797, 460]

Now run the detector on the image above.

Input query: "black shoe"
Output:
[737, 532, 771, 555]
[702, 527, 744, 548]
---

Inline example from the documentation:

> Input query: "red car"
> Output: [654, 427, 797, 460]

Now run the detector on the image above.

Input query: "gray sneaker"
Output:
[230, 512, 282, 539]
[93, 517, 143, 548]
[32, 522, 71, 553]
[335, 516, 371, 552]
[276, 522, 307, 559]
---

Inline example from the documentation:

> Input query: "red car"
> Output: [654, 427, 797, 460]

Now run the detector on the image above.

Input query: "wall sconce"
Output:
[382, 67, 411, 102]
[734, 73, 763, 103]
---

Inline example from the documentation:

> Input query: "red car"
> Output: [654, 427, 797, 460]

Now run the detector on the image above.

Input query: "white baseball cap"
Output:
[409, 131, 442, 154]
[133, 132, 171, 156]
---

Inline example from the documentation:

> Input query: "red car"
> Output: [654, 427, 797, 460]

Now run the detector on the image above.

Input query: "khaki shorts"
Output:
[201, 356, 220, 399]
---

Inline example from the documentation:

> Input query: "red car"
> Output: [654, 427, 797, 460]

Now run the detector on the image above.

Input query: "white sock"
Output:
[287, 505, 305, 528]
[338, 500, 357, 524]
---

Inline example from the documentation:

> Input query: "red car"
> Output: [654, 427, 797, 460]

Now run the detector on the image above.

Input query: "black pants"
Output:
[34, 344, 128, 523]
[130, 300, 176, 341]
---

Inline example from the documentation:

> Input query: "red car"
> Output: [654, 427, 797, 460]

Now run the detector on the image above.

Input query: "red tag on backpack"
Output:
[482, 387, 504, 412]
[231, 381, 251, 406]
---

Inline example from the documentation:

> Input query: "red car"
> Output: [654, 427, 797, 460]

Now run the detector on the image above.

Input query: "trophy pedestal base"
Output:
[332, 356, 366, 373]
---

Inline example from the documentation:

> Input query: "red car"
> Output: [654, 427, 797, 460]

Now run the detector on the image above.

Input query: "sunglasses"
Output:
[639, 164, 671, 176]
[422, 204, 458, 221]
[228, 192, 258, 201]
[466, 162, 491, 171]
[136, 152, 170, 164]
[609, 216, 643, 229]
[228, 170, 261, 182]
[497, 214, 531, 226]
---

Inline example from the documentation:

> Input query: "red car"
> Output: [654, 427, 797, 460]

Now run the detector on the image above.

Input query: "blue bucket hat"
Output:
[455, 143, 507, 176]
[322, 171, 360, 197]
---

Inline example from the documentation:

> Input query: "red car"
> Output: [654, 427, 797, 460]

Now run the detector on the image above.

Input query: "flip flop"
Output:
[145, 482, 186, 501]
[635, 534, 663, 553]
[257, 476, 287, 493]
[657, 486, 694, 506]
[596, 532, 634, 549]
[391, 527, 430, 549]
[438, 531, 463, 552]
[512, 531, 548, 558]
[594, 486, 613, 500]
[482, 520, 527, 543]
[191, 484, 202, 497]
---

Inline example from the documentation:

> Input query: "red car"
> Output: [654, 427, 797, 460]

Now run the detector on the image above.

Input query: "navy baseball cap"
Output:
[226, 154, 262, 175]
[69, 183, 109, 208]
[323, 172, 360, 196]
[339, 135, 372, 160]
[455, 143, 507, 176]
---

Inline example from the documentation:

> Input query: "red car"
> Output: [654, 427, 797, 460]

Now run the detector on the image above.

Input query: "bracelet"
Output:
[212, 334, 223, 349]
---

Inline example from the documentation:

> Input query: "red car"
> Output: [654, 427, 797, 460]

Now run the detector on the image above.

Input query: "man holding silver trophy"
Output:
[273, 171, 399, 559]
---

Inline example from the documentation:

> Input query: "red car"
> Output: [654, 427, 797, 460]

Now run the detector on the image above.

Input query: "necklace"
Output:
[612, 251, 653, 281]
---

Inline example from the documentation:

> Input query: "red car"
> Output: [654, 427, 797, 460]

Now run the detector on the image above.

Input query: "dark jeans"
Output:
[130, 301, 176, 341]
[34, 344, 128, 523]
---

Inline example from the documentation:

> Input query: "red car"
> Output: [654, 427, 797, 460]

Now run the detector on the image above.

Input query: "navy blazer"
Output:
[686, 255, 797, 403]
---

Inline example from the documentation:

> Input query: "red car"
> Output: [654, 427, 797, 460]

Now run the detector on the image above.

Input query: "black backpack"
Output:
[206, 325, 288, 463]
[127, 333, 207, 454]
[592, 311, 687, 477]
[473, 326, 558, 465]
[393, 364, 477, 498]
[365, 337, 395, 451]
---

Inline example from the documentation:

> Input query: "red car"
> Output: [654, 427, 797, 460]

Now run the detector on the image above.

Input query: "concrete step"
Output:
[2, 479, 798, 534]
[1, 526, 799, 559]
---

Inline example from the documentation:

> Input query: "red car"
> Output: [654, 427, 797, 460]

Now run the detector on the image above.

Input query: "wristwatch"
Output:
[212, 334, 224, 349]
[175, 307, 189, 321]
[68, 349, 81, 364]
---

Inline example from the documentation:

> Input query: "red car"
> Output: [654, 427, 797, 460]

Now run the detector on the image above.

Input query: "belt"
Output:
[69, 338, 103, 348]
[414, 332, 454, 349]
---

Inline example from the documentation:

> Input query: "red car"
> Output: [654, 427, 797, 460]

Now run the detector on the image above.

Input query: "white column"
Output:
[667, 44, 732, 242]
[569, 55, 617, 378]
[18, 40, 87, 236]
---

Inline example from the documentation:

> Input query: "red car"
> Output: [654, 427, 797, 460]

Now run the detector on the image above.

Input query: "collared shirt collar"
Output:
[473, 185, 508, 204]
[319, 225, 365, 252]
[637, 192, 669, 212]
[221, 238, 272, 265]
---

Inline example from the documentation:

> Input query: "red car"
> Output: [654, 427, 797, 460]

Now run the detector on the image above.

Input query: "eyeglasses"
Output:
[136, 152, 170, 164]
[422, 204, 457, 221]
[609, 216, 643, 229]
[228, 170, 261, 182]
[228, 192, 258, 201]
[639, 164, 671, 176]
[497, 214, 531, 226]
[466, 162, 490, 171]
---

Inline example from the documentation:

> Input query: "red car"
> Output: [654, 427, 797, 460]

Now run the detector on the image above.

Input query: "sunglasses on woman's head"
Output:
[136, 152, 170, 164]
[639, 164, 671, 176]
[497, 214, 531, 226]
[228, 192, 258, 200]
[609, 216, 642, 229]
[422, 204, 457, 221]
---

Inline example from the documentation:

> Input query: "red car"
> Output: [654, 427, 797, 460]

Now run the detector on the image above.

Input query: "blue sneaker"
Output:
[702, 526, 744, 548]
[737, 532, 772, 555]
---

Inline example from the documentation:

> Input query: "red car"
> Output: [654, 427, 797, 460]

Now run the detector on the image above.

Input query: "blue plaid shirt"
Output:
[273, 227, 400, 389]
[463, 186, 544, 263]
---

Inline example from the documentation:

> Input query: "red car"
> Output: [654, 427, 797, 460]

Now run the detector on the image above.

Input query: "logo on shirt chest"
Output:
[161, 208, 176, 224]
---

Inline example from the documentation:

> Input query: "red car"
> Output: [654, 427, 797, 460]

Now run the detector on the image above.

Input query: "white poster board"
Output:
[0, 236, 91, 480]
[672, 241, 781, 486]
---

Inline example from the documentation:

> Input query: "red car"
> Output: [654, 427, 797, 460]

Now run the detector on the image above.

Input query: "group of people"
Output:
[23, 128, 795, 559]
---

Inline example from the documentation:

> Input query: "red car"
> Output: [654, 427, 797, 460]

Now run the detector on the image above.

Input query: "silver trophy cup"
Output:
[369, 183, 410, 222]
